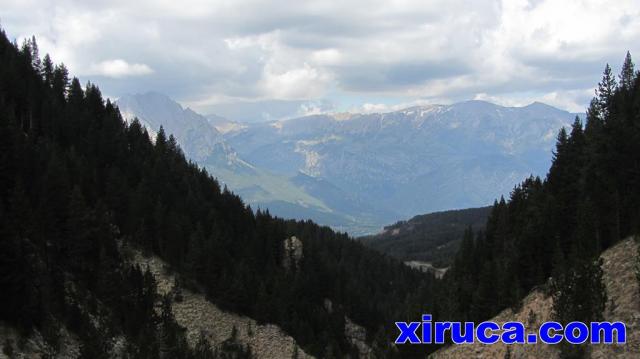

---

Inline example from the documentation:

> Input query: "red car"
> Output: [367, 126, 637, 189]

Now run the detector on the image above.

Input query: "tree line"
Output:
[0, 28, 441, 358]
[443, 53, 639, 358]
[2, 24, 639, 358]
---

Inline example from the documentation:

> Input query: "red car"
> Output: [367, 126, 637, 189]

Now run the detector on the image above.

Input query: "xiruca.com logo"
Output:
[395, 315, 626, 345]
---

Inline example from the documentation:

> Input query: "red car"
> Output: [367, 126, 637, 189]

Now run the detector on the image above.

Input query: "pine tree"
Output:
[156, 126, 167, 153]
[619, 51, 635, 90]
[159, 295, 186, 358]
[596, 64, 617, 121]
[551, 256, 606, 359]
[470, 261, 497, 321]
[185, 224, 206, 279]
[194, 332, 215, 359]
[52, 63, 69, 100]
[66, 186, 94, 276]
[636, 238, 640, 296]
[42, 54, 54, 87]
[27, 36, 41, 74]
[68, 78, 84, 107]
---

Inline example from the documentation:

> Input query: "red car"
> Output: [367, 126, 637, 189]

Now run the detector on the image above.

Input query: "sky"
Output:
[1, 0, 639, 121]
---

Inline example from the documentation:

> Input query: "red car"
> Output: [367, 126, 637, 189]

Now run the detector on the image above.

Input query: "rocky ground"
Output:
[131, 249, 315, 359]
[3, 237, 636, 358]
[430, 237, 640, 359]
[404, 261, 449, 279]
[0, 323, 80, 359]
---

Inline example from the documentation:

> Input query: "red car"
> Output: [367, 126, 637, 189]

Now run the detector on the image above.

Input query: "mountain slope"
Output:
[117, 93, 396, 235]
[116, 92, 250, 169]
[128, 246, 314, 359]
[224, 101, 578, 219]
[433, 57, 640, 358]
[360, 206, 492, 266]
[119, 93, 578, 235]
[0, 30, 443, 358]
[430, 237, 640, 359]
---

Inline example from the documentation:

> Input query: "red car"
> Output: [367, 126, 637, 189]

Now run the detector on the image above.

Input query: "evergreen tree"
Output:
[42, 54, 54, 87]
[159, 295, 189, 359]
[470, 261, 497, 321]
[52, 63, 69, 100]
[194, 333, 215, 359]
[551, 257, 606, 358]
[596, 64, 617, 121]
[636, 238, 640, 296]
[619, 51, 635, 90]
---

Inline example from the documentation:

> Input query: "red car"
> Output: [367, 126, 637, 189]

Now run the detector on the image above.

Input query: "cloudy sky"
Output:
[1, 0, 639, 121]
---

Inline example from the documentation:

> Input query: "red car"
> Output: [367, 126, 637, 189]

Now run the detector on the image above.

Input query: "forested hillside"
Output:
[360, 207, 491, 266]
[432, 237, 640, 358]
[440, 53, 640, 358]
[0, 29, 441, 358]
[2, 22, 640, 359]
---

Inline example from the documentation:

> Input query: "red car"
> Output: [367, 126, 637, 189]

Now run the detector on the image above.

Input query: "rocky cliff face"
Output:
[344, 316, 372, 358]
[430, 237, 640, 359]
[283, 236, 304, 270]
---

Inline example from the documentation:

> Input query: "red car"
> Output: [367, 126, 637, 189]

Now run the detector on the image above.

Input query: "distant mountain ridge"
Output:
[223, 100, 579, 222]
[116, 93, 379, 233]
[118, 92, 223, 160]
[117, 93, 580, 235]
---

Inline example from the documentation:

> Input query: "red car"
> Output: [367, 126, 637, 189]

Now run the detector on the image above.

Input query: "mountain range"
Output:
[117, 93, 580, 235]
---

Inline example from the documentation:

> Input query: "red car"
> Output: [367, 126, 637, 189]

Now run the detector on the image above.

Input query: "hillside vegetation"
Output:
[2, 25, 640, 359]
[439, 52, 640, 358]
[0, 29, 440, 358]
[431, 237, 640, 358]
[360, 207, 491, 266]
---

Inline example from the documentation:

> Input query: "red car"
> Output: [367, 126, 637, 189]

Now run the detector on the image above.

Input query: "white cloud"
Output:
[473, 93, 528, 108]
[1, 0, 638, 118]
[88, 59, 154, 78]
[297, 102, 329, 117]
[259, 63, 331, 100]
[311, 48, 342, 66]
[360, 103, 389, 113]
[474, 89, 593, 113]
[537, 90, 594, 113]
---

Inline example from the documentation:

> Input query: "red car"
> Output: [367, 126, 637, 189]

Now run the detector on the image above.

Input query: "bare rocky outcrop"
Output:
[591, 237, 640, 358]
[0, 323, 80, 359]
[283, 236, 304, 269]
[321, 297, 373, 358]
[430, 237, 640, 359]
[345, 316, 373, 358]
[404, 260, 449, 279]
[131, 249, 314, 359]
